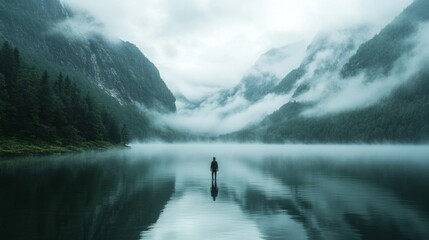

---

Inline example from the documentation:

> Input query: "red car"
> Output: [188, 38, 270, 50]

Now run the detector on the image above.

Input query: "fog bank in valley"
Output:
[62, 0, 411, 101]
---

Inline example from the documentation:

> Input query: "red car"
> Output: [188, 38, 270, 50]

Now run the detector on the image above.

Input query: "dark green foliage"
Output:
[0, 0, 176, 141]
[0, 73, 8, 133]
[38, 71, 56, 126]
[14, 67, 39, 137]
[0, 42, 18, 83]
[231, 0, 429, 144]
[0, 42, 126, 145]
[274, 68, 306, 94]
[234, 70, 429, 143]
[5, 0, 177, 112]
[121, 124, 130, 145]
[101, 109, 121, 144]
[341, 0, 429, 78]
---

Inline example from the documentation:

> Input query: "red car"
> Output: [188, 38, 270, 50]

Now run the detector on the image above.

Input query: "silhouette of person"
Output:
[211, 181, 218, 201]
[210, 157, 218, 182]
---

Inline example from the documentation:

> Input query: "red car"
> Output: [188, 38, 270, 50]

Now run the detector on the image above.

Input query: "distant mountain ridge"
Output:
[273, 27, 372, 97]
[179, 42, 308, 111]
[341, 0, 429, 79]
[0, 0, 176, 112]
[239, 41, 308, 102]
[224, 0, 429, 143]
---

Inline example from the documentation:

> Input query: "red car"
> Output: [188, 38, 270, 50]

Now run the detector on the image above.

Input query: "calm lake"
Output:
[1, 144, 429, 240]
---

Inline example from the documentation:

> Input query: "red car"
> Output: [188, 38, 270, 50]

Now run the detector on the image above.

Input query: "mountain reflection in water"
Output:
[1, 144, 429, 240]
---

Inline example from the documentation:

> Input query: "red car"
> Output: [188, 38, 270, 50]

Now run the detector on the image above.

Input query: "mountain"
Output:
[341, 0, 429, 79]
[204, 42, 308, 105]
[0, 0, 175, 111]
[237, 42, 308, 102]
[177, 42, 308, 114]
[273, 27, 372, 98]
[0, 0, 176, 139]
[226, 0, 429, 143]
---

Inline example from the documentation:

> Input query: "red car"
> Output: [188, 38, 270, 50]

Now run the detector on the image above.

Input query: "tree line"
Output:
[0, 42, 128, 145]
[228, 69, 429, 143]
[260, 71, 429, 143]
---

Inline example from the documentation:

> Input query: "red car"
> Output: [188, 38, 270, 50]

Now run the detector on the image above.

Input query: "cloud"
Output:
[245, 40, 309, 82]
[150, 93, 290, 135]
[59, 0, 414, 136]
[62, 0, 411, 100]
[140, 193, 264, 239]
[301, 22, 429, 116]
[50, 11, 119, 42]
[141, 19, 427, 137]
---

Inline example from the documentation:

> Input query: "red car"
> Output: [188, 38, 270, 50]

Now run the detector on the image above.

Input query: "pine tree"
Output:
[1, 43, 126, 145]
[121, 124, 129, 145]
[13, 48, 20, 79]
[0, 73, 8, 134]
[0, 42, 14, 81]
[52, 73, 68, 138]
[83, 93, 103, 141]
[54, 73, 64, 99]
[0, 42, 19, 134]
[101, 109, 121, 144]
[15, 68, 39, 137]
[37, 71, 56, 140]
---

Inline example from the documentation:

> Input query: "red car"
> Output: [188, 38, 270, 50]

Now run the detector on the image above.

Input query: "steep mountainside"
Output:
[341, 0, 429, 78]
[226, 0, 429, 143]
[179, 42, 308, 112]
[273, 28, 372, 97]
[0, 0, 176, 112]
[238, 42, 307, 102]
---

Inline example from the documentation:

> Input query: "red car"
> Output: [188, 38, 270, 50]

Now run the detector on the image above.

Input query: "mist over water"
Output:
[1, 144, 429, 240]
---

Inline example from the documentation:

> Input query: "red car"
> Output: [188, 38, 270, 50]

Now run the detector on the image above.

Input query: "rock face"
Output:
[0, 0, 176, 112]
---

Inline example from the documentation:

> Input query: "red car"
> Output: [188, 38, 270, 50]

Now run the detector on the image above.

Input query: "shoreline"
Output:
[0, 139, 128, 158]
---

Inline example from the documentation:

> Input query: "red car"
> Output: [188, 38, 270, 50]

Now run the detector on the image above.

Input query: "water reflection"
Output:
[1, 144, 429, 240]
[211, 181, 218, 201]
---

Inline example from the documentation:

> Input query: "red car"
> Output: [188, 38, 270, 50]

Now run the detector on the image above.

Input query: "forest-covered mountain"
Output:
[226, 0, 429, 143]
[272, 28, 372, 97]
[0, 42, 128, 147]
[0, 0, 176, 140]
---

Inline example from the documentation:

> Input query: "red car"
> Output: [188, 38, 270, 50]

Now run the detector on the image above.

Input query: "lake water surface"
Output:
[1, 144, 429, 240]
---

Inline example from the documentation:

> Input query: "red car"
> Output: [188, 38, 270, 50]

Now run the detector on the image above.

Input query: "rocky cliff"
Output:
[0, 0, 176, 112]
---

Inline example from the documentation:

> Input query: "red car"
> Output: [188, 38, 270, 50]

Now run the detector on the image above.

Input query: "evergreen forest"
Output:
[0, 42, 128, 156]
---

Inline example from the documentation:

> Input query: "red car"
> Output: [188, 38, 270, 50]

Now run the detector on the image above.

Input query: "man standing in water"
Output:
[210, 157, 218, 182]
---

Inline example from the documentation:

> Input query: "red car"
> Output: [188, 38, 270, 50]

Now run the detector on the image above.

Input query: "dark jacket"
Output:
[211, 161, 218, 172]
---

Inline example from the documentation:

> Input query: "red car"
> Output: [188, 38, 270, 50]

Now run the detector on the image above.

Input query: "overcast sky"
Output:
[62, 0, 411, 101]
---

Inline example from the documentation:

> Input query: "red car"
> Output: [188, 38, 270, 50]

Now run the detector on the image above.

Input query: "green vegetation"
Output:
[341, 0, 429, 78]
[0, 42, 129, 156]
[0, 139, 120, 157]
[227, 0, 429, 144]
[0, 0, 177, 142]
[229, 70, 429, 143]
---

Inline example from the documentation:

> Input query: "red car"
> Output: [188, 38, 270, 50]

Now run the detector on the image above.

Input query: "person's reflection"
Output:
[211, 181, 218, 201]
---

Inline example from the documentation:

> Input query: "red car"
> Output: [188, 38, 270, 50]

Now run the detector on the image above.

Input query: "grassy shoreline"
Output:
[0, 139, 126, 158]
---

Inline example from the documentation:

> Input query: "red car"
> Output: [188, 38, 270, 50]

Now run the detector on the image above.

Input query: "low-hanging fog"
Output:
[156, 22, 429, 136]
[302, 23, 429, 116]
[62, 0, 411, 98]
[60, 0, 419, 136]
[157, 94, 292, 135]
